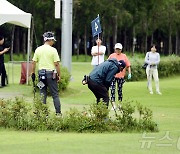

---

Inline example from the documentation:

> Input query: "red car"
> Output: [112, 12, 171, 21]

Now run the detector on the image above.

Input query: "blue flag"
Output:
[91, 16, 102, 37]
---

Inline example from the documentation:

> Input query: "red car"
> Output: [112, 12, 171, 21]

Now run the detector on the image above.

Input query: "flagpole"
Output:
[98, 33, 99, 65]
[97, 14, 99, 65]
[91, 14, 102, 66]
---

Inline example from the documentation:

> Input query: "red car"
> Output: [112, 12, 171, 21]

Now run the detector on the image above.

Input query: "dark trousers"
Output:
[39, 71, 61, 114]
[110, 77, 125, 102]
[0, 63, 7, 87]
[88, 79, 109, 106]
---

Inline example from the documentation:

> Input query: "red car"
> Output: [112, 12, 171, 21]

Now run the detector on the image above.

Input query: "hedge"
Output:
[125, 55, 180, 81]
[0, 98, 158, 133]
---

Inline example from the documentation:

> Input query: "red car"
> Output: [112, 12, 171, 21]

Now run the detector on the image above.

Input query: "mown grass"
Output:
[0, 62, 180, 154]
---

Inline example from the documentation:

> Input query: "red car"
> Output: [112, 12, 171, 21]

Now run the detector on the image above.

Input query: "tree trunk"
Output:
[143, 18, 148, 53]
[84, 26, 87, 61]
[113, 15, 118, 45]
[102, 23, 105, 42]
[132, 26, 135, 56]
[10, 26, 15, 61]
[151, 33, 154, 46]
[123, 28, 127, 52]
[76, 33, 80, 60]
[175, 30, 179, 55]
[106, 35, 111, 56]
[22, 32, 26, 59]
[168, 23, 172, 55]
[127, 33, 130, 52]
[145, 33, 148, 53]
[15, 27, 20, 54]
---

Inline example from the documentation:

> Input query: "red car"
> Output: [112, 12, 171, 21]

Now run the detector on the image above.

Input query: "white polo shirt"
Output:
[91, 45, 106, 66]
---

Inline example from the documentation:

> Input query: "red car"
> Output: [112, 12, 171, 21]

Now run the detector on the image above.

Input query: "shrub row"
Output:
[0, 97, 158, 133]
[125, 55, 180, 81]
[59, 55, 180, 84]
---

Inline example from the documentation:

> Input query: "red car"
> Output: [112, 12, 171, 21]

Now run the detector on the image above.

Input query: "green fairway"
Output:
[0, 129, 180, 154]
[0, 62, 180, 154]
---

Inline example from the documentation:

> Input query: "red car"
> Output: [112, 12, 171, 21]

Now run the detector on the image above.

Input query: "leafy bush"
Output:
[0, 98, 158, 133]
[136, 103, 158, 132]
[61, 108, 91, 132]
[46, 66, 71, 94]
[125, 55, 180, 81]
[8, 97, 30, 130]
[115, 101, 137, 131]
[29, 95, 50, 131]
[158, 55, 180, 78]
[0, 98, 30, 130]
[58, 67, 71, 91]
[0, 99, 11, 128]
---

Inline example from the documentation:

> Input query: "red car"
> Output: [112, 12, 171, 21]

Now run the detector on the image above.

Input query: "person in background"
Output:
[31, 31, 61, 115]
[108, 43, 131, 110]
[91, 38, 106, 69]
[145, 44, 162, 95]
[83, 58, 126, 107]
[0, 35, 10, 87]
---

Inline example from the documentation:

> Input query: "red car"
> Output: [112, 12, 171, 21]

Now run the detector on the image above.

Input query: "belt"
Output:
[39, 69, 53, 71]
[46, 71, 53, 74]
[38, 69, 53, 74]
[150, 65, 156, 67]
[45, 69, 53, 71]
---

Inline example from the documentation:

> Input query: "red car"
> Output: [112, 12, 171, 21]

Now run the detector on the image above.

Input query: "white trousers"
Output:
[146, 67, 160, 93]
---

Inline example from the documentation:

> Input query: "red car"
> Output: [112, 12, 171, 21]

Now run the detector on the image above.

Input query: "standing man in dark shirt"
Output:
[0, 35, 10, 87]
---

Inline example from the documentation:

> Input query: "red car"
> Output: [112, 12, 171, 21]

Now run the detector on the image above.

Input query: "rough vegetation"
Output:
[0, 97, 158, 133]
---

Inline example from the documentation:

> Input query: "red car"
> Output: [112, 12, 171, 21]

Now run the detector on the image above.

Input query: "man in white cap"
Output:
[108, 43, 131, 110]
[31, 32, 61, 115]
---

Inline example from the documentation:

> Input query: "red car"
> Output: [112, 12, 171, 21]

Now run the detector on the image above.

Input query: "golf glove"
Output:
[31, 73, 35, 82]
[82, 75, 88, 85]
[128, 73, 131, 80]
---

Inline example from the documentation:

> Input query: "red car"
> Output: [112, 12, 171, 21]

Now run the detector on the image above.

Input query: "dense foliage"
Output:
[58, 67, 71, 91]
[126, 55, 180, 81]
[0, 97, 158, 133]
[0, 0, 179, 57]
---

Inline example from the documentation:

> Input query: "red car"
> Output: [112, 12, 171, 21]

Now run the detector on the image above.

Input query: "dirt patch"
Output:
[0, 92, 23, 99]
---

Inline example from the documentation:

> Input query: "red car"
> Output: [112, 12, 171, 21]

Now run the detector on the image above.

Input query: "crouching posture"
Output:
[83, 58, 126, 107]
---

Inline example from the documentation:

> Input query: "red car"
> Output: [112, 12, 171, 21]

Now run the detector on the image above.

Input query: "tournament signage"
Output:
[91, 15, 102, 37]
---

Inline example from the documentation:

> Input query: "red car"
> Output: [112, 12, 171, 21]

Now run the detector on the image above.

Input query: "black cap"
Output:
[43, 32, 56, 41]
[118, 60, 126, 69]
[0, 35, 4, 41]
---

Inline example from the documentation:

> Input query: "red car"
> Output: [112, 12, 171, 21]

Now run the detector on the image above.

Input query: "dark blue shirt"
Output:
[89, 58, 120, 89]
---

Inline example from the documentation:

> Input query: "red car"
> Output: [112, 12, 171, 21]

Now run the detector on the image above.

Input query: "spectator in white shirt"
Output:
[91, 38, 106, 68]
[145, 44, 162, 95]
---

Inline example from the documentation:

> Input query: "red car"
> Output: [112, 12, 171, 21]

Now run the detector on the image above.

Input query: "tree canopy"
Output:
[0, 0, 179, 56]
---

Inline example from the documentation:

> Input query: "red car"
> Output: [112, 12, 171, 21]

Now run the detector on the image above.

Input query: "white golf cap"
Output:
[44, 36, 56, 41]
[114, 43, 123, 50]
